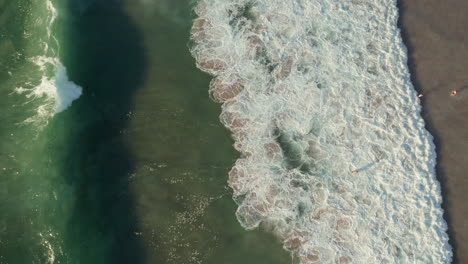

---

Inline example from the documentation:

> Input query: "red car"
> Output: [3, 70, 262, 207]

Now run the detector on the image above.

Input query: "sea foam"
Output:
[16, 58, 82, 120]
[15, 0, 82, 125]
[190, 0, 452, 263]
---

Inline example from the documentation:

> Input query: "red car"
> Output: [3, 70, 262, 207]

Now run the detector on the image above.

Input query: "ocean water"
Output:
[7, 0, 81, 124]
[1, 0, 291, 263]
[190, 0, 453, 263]
[0, 0, 454, 263]
[0, 0, 81, 263]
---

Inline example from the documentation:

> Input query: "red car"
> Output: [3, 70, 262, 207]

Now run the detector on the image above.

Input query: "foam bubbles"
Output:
[16, 57, 82, 124]
[15, 0, 82, 125]
[190, 0, 452, 263]
[53, 63, 82, 113]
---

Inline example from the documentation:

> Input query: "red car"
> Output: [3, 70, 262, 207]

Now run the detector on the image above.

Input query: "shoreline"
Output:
[190, 0, 453, 262]
[398, 1, 468, 262]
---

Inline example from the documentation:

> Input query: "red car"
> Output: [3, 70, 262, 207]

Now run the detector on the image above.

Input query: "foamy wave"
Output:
[39, 231, 59, 264]
[15, 0, 82, 125]
[190, 0, 452, 263]
[16, 57, 82, 122]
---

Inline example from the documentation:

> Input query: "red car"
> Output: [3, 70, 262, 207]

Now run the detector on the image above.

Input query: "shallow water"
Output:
[190, 0, 452, 263]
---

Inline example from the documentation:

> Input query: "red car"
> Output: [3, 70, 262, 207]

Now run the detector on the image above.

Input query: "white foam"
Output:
[52, 62, 82, 113]
[17, 57, 82, 124]
[39, 232, 57, 264]
[16, 0, 82, 124]
[190, 0, 452, 263]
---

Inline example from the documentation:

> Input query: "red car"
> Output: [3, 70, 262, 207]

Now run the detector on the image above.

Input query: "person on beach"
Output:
[451, 90, 458, 96]
[417, 93, 423, 98]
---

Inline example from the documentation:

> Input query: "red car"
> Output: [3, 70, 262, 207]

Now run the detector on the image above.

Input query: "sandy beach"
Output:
[398, 1, 468, 262]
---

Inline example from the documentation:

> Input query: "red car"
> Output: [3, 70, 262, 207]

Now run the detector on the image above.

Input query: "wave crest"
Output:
[14, 0, 82, 126]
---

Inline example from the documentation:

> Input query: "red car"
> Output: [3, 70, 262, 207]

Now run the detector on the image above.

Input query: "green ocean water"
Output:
[0, 0, 290, 263]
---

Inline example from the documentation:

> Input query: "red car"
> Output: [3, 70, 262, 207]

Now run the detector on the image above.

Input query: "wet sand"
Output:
[398, 1, 468, 262]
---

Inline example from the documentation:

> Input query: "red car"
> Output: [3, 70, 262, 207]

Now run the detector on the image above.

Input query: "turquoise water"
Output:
[0, 0, 291, 263]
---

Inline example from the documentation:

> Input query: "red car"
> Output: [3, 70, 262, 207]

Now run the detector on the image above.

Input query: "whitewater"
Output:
[14, 0, 82, 125]
[190, 0, 452, 263]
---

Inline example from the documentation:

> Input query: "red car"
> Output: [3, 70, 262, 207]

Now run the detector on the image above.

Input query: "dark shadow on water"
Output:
[57, 1, 148, 263]
[114, 1, 291, 263]
[397, 2, 458, 263]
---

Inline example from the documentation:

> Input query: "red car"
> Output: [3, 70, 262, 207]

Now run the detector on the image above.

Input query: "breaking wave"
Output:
[190, 0, 452, 263]
[14, 0, 81, 125]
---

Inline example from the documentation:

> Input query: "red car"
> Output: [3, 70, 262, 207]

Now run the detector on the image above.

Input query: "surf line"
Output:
[190, 0, 452, 263]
